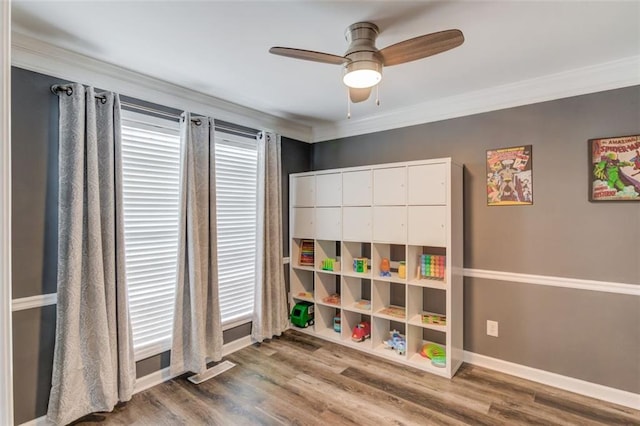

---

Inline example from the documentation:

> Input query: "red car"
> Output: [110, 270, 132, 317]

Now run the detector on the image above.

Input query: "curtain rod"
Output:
[51, 84, 259, 137]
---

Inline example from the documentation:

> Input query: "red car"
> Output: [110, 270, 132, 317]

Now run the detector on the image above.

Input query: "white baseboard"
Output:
[464, 351, 640, 410]
[20, 335, 255, 426]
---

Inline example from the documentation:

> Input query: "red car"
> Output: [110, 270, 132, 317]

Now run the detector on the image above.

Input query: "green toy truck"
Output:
[290, 302, 314, 328]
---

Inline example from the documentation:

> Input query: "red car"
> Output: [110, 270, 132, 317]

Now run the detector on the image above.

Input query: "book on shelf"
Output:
[299, 239, 315, 266]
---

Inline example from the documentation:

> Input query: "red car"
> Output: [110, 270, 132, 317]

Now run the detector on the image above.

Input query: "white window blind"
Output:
[121, 111, 181, 360]
[215, 133, 258, 325]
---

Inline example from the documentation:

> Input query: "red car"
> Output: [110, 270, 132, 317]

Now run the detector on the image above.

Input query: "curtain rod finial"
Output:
[51, 84, 73, 96]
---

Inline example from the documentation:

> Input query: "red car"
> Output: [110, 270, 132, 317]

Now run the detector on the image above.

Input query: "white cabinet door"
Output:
[408, 206, 446, 246]
[315, 173, 342, 207]
[291, 175, 315, 207]
[373, 167, 406, 205]
[315, 207, 342, 241]
[292, 207, 314, 238]
[373, 206, 406, 243]
[407, 163, 447, 205]
[343, 170, 372, 206]
[343, 207, 372, 241]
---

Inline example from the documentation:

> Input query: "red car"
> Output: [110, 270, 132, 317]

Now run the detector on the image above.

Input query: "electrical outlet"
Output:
[487, 320, 499, 337]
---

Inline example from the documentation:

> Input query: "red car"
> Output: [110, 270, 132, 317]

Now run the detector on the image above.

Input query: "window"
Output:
[215, 132, 258, 326]
[121, 111, 258, 359]
[121, 111, 181, 361]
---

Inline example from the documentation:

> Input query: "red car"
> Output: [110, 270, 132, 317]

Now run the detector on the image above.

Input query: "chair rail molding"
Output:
[0, 1, 14, 425]
[463, 268, 640, 296]
[14, 268, 638, 313]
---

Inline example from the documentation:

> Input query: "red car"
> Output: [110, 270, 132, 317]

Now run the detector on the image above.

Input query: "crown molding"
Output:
[312, 55, 640, 142]
[11, 32, 312, 143]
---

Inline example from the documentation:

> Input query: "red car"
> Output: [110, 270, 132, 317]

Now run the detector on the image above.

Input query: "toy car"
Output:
[351, 321, 371, 342]
[383, 330, 406, 352]
[290, 302, 314, 328]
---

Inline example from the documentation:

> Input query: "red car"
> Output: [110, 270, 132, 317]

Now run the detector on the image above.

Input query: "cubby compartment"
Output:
[315, 272, 341, 307]
[342, 311, 372, 349]
[341, 241, 371, 278]
[372, 281, 406, 321]
[406, 326, 448, 375]
[372, 317, 406, 359]
[407, 245, 447, 288]
[407, 286, 447, 332]
[315, 240, 341, 273]
[341, 276, 371, 313]
[315, 304, 341, 341]
[292, 238, 315, 270]
[372, 243, 406, 282]
[290, 268, 314, 302]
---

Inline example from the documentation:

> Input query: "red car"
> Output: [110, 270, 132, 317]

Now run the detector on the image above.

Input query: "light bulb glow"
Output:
[343, 69, 381, 89]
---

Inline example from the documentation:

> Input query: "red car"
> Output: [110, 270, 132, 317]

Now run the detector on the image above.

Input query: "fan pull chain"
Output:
[376, 84, 380, 106]
[347, 87, 351, 119]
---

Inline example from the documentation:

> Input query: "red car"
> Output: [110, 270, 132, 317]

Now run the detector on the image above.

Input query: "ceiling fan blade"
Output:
[269, 47, 348, 65]
[379, 29, 464, 67]
[349, 87, 372, 103]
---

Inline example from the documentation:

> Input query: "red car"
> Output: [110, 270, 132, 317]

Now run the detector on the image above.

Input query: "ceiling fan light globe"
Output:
[343, 69, 382, 89]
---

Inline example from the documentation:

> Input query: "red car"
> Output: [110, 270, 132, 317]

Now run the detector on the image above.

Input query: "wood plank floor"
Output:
[73, 330, 639, 425]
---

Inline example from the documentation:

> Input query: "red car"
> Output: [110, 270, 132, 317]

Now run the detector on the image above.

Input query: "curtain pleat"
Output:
[171, 113, 223, 374]
[252, 132, 288, 342]
[48, 84, 135, 425]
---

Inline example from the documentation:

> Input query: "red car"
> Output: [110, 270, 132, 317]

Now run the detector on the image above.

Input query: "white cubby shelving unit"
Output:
[289, 158, 463, 378]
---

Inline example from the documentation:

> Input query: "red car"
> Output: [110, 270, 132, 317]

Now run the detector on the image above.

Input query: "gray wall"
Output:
[312, 86, 640, 393]
[10, 66, 312, 424]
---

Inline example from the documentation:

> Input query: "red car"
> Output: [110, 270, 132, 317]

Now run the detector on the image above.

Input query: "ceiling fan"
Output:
[269, 22, 464, 104]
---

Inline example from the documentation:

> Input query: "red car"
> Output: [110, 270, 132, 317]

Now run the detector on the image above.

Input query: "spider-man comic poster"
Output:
[486, 145, 533, 206]
[589, 135, 640, 201]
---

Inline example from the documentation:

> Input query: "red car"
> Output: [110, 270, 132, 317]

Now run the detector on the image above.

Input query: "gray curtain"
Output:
[48, 84, 135, 425]
[252, 132, 288, 342]
[170, 114, 223, 375]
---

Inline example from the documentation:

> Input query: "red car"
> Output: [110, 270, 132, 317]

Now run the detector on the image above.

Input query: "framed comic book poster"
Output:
[589, 135, 640, 201]
[486, 145, 533, 206]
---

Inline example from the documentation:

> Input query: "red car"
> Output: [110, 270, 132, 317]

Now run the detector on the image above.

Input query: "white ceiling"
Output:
[11, 1, 640, 139]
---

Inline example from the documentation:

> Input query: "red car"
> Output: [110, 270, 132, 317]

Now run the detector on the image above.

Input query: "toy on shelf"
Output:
[322, 293, 341, 305]
[431, 355, 446, 368]
[321, 258, 340, 271]
[377, 305, 406, 319]
[297, 291, 313, 299]
[420, 342, 446, 362]
[333, 316, 341, 332]
[353, 257, 368, 273]
[299, 240, 315, 266]
[421, 313, 447, 326]
[420, 254, 446, 280]
[398, 261, 406, 279]
[353, 299, 371, 311]
[397, 341, 406, 356]
[379, 257, 391, 277]
[383, 330, 406, 355]
[351, 321, 371, 342]
[290, 302, 314, 328]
